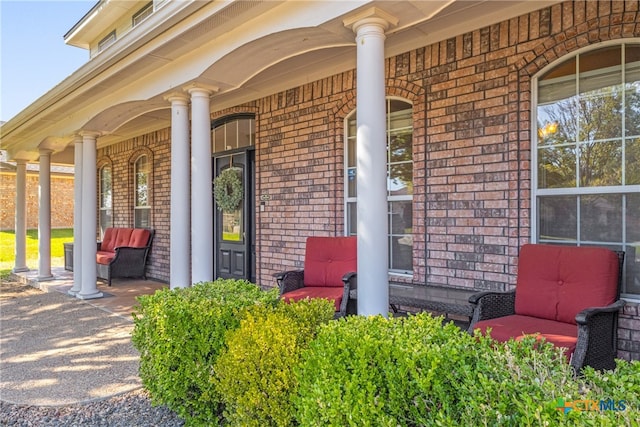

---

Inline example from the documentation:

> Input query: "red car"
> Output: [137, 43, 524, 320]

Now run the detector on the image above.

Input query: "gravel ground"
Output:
[0, 389, 184, 427]
[0, 280, 184, 426]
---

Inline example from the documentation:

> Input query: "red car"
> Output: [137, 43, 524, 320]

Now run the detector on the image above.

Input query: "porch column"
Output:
[166, 93, 191, 288]
[345, 9, 397, 316]
[38, 149, 53, 280]
[69, 136, 83, 295]
[13, 159, 29, 273]
[188, 86, 214, 284]
[77, 132, 103, 300]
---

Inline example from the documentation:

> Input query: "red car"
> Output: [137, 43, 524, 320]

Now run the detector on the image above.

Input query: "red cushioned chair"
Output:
[274, 236, 357, 318]
[96, 227, 154, 286]
[468, 244, 625, 372]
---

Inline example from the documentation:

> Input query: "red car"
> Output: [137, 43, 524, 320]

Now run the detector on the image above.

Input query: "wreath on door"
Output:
[213, 168, 243, 212]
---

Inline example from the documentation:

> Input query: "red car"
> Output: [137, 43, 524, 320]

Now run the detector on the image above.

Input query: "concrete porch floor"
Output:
[10, 267, 168, 321]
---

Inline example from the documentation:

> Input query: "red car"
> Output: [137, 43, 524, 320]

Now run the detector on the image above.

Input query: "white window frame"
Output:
[98, 30, 116, 53]
[133, 2, 153, 27]
[133, 154, 151, 228]
[344, 97, 414, 276]
[531, 41, 640, 301]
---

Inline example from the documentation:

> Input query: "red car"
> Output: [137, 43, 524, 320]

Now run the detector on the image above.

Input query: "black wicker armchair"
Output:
[96, 228, 154, 286]
[468, 244, 625, 372]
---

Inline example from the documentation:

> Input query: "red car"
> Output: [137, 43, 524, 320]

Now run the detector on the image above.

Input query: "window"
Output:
[134, 155, 151, 228]
[212, 114, 255, 153]
[345, 99, 414, 274]
[98, 31, 116, 52]
[133, 2, 153, 27]
[534, 44, 640, 298]
[99, 165, 113, 236]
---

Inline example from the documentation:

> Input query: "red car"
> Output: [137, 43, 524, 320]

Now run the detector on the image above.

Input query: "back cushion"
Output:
[101, 228, 117, 252]
[129, 228, 151, 248]
[114, 228, 134, 249]
[515, 244, 619, 324]
[304, 236, 357, 287]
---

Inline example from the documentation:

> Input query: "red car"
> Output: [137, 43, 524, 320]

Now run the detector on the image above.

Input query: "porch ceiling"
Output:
[1, 0, 560, 165]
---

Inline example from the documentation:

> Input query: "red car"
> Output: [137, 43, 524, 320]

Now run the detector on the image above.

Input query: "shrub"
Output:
[295, 313, 639, 426]
[131, 279, 279, 426]
[215, 298, 334, 427]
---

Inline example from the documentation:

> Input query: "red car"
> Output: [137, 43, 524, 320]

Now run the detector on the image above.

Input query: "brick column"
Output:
[38, 149, 53, 280]
[345, 8, 397, 316]
[13, 159, 29, 273]
[166, 93, 191, 288]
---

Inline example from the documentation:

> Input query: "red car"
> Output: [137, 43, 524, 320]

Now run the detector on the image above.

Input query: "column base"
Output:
[76, 291, 104, 300]
[13, 266, 29, 273]
[38, 275, 54, 282]
[67, 288, 80, 296]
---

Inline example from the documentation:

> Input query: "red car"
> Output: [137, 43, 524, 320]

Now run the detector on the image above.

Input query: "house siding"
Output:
[98, 0, 640, 360]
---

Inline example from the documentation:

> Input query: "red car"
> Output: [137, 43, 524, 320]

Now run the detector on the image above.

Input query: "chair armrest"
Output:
[571, 299, 625, 372]
[575, 300, 625, 324]
[342, 272, 357, 287]
[97, 241, 102, 251]
[274, 270, 304, 295]
[467, 290, 516, 333]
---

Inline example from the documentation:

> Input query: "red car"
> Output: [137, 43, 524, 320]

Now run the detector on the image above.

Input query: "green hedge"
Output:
[215, 298, 334, 426]
[133, 288, 639, 426]
[131, 279, 279, 426]
[294, 313, 640, 426]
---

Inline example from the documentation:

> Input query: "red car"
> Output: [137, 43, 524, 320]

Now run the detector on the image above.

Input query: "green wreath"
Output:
[213, 168, 243, 212]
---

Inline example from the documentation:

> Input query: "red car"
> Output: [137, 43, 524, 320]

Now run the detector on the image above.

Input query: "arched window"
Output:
[134, 154, 151, 228]
[99, 164, 113, 236]
[345, 99, 414, 275]
[212, 114, 255, 153]
[534, 43, 640, 298]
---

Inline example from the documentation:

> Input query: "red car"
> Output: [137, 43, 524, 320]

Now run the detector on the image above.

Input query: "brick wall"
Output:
[0, 172, 74, 230]
[99, 0, 640, 360]
[97, 130, 171, 282]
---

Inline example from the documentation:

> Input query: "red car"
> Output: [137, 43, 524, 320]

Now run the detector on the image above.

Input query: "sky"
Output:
[0, 0, 96, 123]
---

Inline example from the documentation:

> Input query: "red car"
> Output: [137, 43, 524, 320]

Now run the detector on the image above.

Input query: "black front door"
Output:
[213, 150, 255, 282]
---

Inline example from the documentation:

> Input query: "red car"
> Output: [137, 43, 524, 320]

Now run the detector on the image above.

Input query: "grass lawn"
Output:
[0, 228, 73, 277]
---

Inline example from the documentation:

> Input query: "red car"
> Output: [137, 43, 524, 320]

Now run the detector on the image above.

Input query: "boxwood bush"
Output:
[214, 298, 334, 427]
[294, 313, 639, 426]
[131, 279, 279, 426]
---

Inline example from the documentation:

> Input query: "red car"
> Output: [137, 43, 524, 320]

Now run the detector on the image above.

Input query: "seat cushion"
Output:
[96, 250, 115, 265]
[303, 236, 357, 287]
[281, 286, 344, 311]
[514, 244, 619, 325]
[473, 314, 578, 359]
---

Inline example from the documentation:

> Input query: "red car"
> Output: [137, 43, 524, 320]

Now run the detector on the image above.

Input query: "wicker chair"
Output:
[274, 236, 357, 318]
[468, 244, 625, 372]
[96, 228, 154, 286]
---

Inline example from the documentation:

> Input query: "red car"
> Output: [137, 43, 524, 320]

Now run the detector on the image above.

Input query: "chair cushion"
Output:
[96, 251, 115, 265]
[100, 228, 118, 252]
[129, 228, 151, 248]
[281, 287, 344, 311]
[113, 228, 134, 249]
[514, 244, 619, 325]
[303, 236, 357, 287]
[473, 314, 578, 359]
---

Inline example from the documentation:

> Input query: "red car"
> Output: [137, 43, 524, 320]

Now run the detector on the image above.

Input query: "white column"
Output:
[345, 9, 396, 316]
[69, 137, 83, 295]
[38, 149, 53, 280]
[13, 159, 29, 273]
[77, 132, 103, 300]
[188, 86, 214, 283]
[166, 93, 191, 288]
